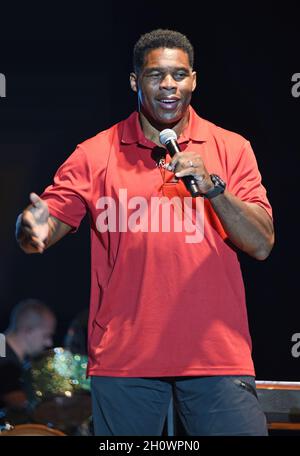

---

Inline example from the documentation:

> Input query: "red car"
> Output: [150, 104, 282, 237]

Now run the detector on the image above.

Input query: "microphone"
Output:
[159, 129, 201, 198]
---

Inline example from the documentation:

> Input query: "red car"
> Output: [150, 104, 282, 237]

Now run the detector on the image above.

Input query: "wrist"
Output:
[202, 176, 215, 193]
[201, 174, 226, 199]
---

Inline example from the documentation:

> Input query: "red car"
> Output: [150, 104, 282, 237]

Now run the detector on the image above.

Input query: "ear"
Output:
[192, 71, 197, 92]
[130, 72, 138, 93]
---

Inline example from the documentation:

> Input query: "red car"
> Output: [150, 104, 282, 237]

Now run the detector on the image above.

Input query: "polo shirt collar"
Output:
[121, 106, 209, 147]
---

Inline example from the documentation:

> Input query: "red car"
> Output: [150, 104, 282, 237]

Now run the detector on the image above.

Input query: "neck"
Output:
[139, 109, 190, 146]
[6, 333, 26, 362]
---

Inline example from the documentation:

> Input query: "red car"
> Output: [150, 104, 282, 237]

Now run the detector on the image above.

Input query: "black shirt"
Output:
[0, 343, 23, 409]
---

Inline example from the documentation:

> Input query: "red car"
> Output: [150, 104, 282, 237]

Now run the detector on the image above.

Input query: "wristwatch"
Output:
[202, 174, 226, 199]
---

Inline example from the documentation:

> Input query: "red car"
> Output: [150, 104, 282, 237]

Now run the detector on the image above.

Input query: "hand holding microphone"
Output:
[159, 129, 214, 198]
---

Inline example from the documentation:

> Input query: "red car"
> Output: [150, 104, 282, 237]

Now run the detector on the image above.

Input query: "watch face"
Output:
[211, 174, 226, 188]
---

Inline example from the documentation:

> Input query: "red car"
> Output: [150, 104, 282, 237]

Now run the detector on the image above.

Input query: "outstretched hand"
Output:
[17, 193, 49, 253]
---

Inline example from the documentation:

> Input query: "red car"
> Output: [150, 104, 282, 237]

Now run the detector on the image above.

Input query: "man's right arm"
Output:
[16, 192, 72, 254]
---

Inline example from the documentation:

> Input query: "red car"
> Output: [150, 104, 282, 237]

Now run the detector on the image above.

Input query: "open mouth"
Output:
[157, 99, 180, 110]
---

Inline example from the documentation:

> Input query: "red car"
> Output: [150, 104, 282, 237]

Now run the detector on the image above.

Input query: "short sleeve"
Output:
[40, 145, 91, 231]
[227, 140, 273, 220]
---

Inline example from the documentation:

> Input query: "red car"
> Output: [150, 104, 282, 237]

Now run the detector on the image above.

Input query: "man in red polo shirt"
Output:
[16, 29, 274, 435]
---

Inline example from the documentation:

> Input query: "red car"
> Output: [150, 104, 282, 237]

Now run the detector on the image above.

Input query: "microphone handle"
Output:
[165, 139, 201, 198]
[181, 176, 201, 198]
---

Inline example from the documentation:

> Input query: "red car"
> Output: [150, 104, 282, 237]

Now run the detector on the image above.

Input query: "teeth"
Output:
[161, 100, 176, 103]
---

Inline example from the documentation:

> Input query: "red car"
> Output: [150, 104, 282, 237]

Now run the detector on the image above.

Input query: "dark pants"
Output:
[91, 375, 268, 436]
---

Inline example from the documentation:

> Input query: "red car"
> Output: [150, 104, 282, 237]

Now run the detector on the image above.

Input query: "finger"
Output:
[23, 210, 42, 230]
[29, 242, 45, 254]
[30, 236, 45, 251]
[30, 192, 43, 208]
[21, 225, 36, 238]
[30, 227, 45, 241]
[168, 153, 181, 170]
[194, 175, 205, 184]
[31, 234, 45, 246]
[171, 154, 198, 173]
[175, 167, 196, 177]
[164, 162, 175, 172]
[22, 211, 36, 228]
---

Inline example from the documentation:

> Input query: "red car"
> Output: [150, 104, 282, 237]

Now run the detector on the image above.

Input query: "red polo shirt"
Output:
[40, 106, 272, 377]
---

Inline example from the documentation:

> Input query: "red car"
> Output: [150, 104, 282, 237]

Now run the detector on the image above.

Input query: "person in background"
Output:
[0, 298, 56, 413]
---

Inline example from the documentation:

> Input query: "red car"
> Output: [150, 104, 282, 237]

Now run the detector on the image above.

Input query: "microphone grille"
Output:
[159, 129, 177, 146]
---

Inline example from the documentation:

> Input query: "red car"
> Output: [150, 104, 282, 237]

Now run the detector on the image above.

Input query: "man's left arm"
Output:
[208, 190, 274, 260]
[168, 150, 274, 260]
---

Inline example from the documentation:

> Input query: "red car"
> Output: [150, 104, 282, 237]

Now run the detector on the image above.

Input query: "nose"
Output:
[160, 73, 176, 90]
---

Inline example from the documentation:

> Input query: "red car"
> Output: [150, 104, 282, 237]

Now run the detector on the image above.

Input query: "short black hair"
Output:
[133, 29, 194, 75]
[8, 298, 54, 332]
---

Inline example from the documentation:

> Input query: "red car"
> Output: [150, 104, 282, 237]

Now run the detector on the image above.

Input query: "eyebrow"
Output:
[144, 66, 190, 74]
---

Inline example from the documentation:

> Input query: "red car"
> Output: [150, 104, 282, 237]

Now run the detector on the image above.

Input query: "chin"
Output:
[160, 111, 184, 124]
[155, 115, 181, 128]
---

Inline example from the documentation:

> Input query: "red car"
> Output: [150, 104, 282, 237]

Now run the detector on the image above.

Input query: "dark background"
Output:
[0, 2, 299, 380]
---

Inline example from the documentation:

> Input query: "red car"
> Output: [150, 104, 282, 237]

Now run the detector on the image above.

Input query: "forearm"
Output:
[46, 215, 72, 247]
[209, 190, 274, 260]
